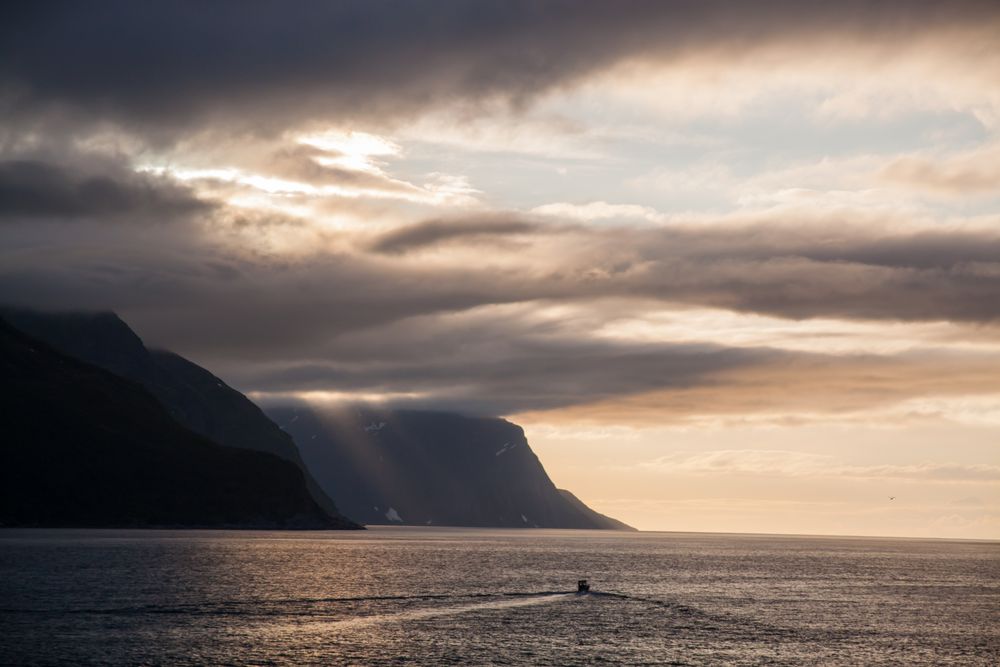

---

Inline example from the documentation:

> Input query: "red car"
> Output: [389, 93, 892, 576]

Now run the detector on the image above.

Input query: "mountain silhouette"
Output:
[0, 318, 355, 528]
[1, 306, 346, 522]
[266, 403, 635, 530]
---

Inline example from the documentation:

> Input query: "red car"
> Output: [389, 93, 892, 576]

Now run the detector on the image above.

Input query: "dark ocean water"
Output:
[0, 528, 997, 665]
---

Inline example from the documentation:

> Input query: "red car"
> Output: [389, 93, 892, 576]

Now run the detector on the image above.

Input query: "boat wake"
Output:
[0, 591, 577, 618]
[324, 592, 576, 631]
[3, 587, 766, 634]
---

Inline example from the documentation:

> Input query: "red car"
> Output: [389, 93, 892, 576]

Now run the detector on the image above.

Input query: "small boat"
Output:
[577, 579, 590, 593]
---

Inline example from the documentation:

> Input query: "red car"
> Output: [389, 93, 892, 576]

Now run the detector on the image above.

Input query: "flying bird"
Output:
[889, 496, 895, 501]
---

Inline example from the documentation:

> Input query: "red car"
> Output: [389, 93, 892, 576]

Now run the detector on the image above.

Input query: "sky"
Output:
[1, 1, 999, 538]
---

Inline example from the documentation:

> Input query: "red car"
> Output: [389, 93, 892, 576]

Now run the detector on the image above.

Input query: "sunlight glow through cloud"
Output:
[297, 130, 402, 173]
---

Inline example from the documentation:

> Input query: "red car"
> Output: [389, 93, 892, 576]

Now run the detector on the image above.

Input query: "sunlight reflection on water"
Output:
[0, 528, 997, 665]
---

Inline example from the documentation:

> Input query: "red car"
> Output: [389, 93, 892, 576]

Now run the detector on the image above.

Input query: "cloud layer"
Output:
[3, 1, 997, 136]
[1, 1, 999, 430]
[0, 159, 207, 221]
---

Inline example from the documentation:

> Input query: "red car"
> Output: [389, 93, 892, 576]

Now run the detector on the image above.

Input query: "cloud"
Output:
[2, 1, 996, 137]
[1, 0, 999, 424]
[359, 211, 1000, 324]
[531, 201, 663, 224]
[2, 202, 1000, 421]
[226, 303, 1000, 419]
[517, 350, 1000, 426]
[244, 337, 767, 416]
[4, 215, 1000, 420]
[879, 143, 1000, 194]
[0, 159, 208, 221]
[264, 145, 423, 196]
[368, 215, 541, 254]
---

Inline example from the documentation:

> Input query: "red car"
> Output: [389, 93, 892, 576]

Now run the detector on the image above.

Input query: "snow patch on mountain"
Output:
[495, 442, 517, 456]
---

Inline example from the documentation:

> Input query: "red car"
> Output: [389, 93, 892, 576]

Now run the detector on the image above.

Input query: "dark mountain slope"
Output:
[0, 319, 352, 528]
[265, 404, 635, 530]
[1, 307, 345, 521]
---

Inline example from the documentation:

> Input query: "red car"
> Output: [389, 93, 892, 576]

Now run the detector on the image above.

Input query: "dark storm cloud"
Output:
[2, 1, 996, 135]
[361, 214, 1000, 324]
[369, 216, 541, 254]
[169, 289, 1000, 418]
[0, 225, 540, 356]
[0, 159, 209, 221]
[606, 223, 1000, 323]
[236, 345, 1000, 418]
[242, 338, 773, 416]
[3, 208, 1000, 415]
[2, 214, 999, 359]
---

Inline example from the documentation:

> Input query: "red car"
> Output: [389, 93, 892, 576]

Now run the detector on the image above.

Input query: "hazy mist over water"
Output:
[1, 528, 997, 665]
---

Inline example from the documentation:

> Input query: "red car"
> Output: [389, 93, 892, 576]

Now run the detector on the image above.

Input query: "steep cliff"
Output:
[266, 403, 635, 530]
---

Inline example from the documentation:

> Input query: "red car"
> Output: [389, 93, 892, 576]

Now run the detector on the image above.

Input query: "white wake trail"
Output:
[326, 593, 575, 631]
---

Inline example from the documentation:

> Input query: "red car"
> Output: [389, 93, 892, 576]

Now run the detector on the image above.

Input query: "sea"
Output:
[0, 527, 997, 665]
